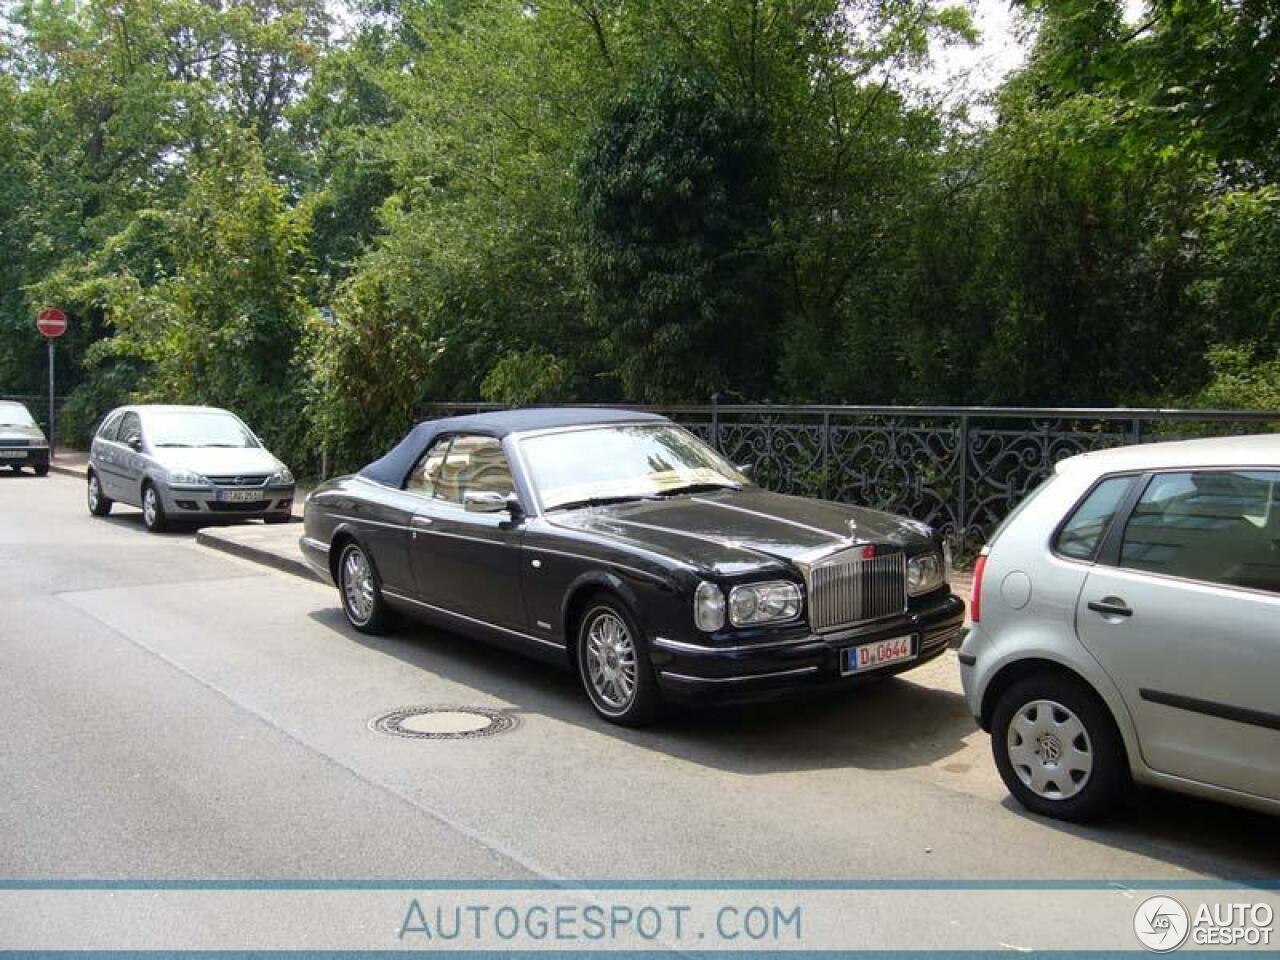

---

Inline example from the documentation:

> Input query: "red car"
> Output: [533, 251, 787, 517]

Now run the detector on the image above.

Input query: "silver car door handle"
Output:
[1088, 598, 1133, 618]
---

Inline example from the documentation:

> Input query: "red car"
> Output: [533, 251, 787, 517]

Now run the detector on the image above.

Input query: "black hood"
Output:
[547, 487, 935, 577]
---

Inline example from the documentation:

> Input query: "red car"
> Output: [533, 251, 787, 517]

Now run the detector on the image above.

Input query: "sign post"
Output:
[35, 308, 68, 458]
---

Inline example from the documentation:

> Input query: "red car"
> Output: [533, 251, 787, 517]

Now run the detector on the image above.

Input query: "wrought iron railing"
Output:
[419, 402, 1280, 553]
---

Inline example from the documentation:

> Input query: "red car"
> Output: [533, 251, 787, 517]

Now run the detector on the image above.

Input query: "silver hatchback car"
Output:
[960, 434, 1280, 821]
[87, 404, 295, 532]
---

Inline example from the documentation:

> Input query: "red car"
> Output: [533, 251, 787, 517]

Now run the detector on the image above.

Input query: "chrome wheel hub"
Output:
[585, 611, 637, 710]
[342, 547, 376, 624]
[1007, 699, 1093, 801]
[88, 477, 99, 509]
[143, 489, 157, 525]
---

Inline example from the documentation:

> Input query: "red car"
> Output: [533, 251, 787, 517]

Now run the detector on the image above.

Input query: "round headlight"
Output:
[907, 552, 944, 596]
[727, 581, 802, 627]
[694, 581, 726, 632]
[729, 588, 759, 624]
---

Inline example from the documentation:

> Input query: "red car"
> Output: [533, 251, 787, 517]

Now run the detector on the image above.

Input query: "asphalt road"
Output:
[2, 471, 1277, 884]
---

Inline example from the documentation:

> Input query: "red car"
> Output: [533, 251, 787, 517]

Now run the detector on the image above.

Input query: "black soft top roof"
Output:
[359, 407, 667, 487]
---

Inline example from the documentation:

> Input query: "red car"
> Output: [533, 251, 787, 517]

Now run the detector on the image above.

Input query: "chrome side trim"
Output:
[651, 635, 822, 654]
[330, 513, 414, 533]
[382, 589, 566, 650]
[300, 536, 328, 553]
[660, 666, 820, 684]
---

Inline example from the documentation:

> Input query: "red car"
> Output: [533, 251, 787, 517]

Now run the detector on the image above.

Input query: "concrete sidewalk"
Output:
[195, 521, 322, 583]
[48, 449, 89, 478]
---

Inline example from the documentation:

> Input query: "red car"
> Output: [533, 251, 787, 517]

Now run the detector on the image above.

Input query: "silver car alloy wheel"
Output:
[1006, 698, 1093, 800]
[87, 475, 100, 511]
[142, 487, 158, 527]
[341, 546, 376, 625]
[584, 610, 638, 711]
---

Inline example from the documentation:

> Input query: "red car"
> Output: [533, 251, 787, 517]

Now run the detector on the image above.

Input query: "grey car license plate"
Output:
[0, 450, 26, 458]
[217, 488, 261, 503]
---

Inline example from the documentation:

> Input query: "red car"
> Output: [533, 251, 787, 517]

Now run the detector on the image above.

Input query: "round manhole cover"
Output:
[371, 706, 517, 740]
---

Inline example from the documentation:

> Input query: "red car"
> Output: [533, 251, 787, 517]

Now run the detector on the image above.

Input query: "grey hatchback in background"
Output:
[87, 404, 295, 532]
[960, 434, 1280, 821]
[0, 400, 50, 476]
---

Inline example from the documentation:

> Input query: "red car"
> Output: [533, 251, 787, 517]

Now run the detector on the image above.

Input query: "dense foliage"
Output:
[1, 1, 1278, 472]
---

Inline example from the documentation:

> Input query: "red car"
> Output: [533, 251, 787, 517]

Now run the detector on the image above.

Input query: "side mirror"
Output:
[125, 434, 143, 451]
[736, 462, 755, 480]
[464, 490, 519, 515]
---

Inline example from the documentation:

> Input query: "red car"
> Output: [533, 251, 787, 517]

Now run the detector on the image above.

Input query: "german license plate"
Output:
[0, 450, 26, 459]
[218, 488, 261, 503]
[842, 634, 916, 675]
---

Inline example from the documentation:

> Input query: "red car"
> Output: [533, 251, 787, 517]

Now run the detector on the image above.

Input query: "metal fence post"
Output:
[821, 411, 831, 500]
[710, 393, 720, 453]
[1132, 417, 1143, 445]
[957, 415, 970, 550]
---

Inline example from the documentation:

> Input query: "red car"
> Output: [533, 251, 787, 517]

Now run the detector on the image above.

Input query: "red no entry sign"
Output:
[36, 307, 68, 338]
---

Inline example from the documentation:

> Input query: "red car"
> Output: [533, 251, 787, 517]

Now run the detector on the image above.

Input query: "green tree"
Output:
[577, 67, 780, 402]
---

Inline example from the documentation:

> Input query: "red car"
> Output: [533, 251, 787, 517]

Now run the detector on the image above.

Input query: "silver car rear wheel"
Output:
[87, 472, 112, 516]
[1006, 699, 1092, 800]
[992, 673, 1127, 821]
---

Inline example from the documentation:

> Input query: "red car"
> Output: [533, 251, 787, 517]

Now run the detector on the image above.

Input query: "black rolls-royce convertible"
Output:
[301, 408, 965, 725]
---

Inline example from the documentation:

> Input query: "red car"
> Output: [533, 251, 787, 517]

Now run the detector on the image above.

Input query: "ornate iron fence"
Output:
[421, 402, 1280, 553]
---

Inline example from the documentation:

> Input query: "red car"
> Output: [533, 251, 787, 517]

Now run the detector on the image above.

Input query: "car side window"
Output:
[1054, 476, 1133, 561]
[97, 412, 123, 441]
[406, 438, 451, 498]
[434, 435, 515, 505]
[1120, 470, 1280, 593]
[118, 412, 142, 446]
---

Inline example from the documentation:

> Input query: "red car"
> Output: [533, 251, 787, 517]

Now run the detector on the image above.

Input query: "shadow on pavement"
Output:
[310, 603, 1280, 880]
[307, 605, 974, 776]
[998, 790, 1280, 881]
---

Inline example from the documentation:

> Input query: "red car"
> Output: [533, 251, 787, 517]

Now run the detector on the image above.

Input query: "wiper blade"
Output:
[547, 494, 658, 512]
[655, 482, 741, 497]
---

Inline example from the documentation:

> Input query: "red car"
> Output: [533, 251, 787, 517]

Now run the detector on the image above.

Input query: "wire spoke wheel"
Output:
[341, 546, 377, 625]
[583, 610, 638, 711]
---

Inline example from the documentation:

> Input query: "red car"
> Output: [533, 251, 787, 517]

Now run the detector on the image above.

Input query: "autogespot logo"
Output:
[1134, 896, 1190, 953]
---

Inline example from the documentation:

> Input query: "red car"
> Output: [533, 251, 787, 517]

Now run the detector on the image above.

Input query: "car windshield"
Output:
[144, 411, 259, 448]
[0, 404, 37, 427]
[519, 423, 746, 510]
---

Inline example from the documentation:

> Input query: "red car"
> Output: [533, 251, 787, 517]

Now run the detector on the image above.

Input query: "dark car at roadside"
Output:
[301, 408, 965, 725]
[0, 401, 50, 476]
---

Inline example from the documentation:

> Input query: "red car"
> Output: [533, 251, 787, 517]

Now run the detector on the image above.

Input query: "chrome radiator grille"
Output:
[806, 549, 907, 632]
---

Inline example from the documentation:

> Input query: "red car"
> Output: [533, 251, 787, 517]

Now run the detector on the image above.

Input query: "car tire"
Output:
[575, 597, 660, 727]
[337, 541, 388, 634]
[264, 514, 291, 525]
[87, 471, 113, 516]
[991, 673, 1127, 822]
[141, 482, 168, 533]
[8, 464, 20, 474]
[34, 463, 49, 477]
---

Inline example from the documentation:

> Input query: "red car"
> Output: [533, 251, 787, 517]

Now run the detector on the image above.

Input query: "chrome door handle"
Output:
[1088, 598, 1133, 618]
